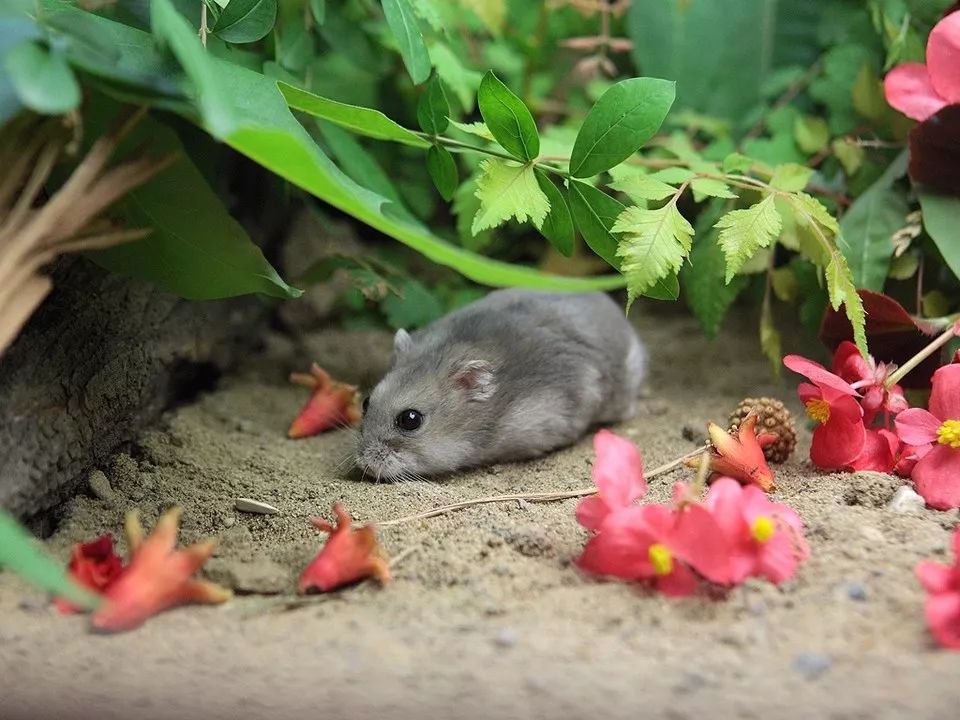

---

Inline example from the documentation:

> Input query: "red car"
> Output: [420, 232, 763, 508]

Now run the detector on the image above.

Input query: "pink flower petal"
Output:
[655, 562, 698, 597]
[784, 355, 858, 395]
[810, 414, 866, 468]
[917, 560, 956, 594]
[913, 444, 960, 510]
[830, 394, 865, 423]
[927, 12, 960, 104]
[670, 503, 732, 584]
[925, 592, 960, 649]
[704, 478, 746, 538]
[575, 496, 610, 532]
[896, 407, 943, 445]
[797, 383, 821, 405]
[929, 364, 960, 422]
[592, 430, 647, 508]
[848, 428, 899, 472]
[832, 340, 870, 383]
[756, 534, 799, 584]
[884, 63, 949, 121]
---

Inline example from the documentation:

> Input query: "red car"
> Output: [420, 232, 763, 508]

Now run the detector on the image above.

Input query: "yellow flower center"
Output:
[805, 399, 830, 424]
[648, 543, 673, 576]
[751, 515, 776, 543]
[937, 419, 960, 448]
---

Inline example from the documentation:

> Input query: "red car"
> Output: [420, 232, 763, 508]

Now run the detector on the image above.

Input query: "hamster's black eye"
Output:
[362, 396, 370, 414]
[395, 409, 423, 432]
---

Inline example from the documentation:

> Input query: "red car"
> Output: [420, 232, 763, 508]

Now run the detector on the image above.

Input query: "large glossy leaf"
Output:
[426, 144, 458, 201]
[569, 78, 675, 178]
[416, 74, 450, 135]
[212, 0, 278, 44]
[147, 0, 623, 291]
[0, 510, 100, 611]
[919, 190, 960, 285]
[477, 70, 539, 162]
[279, 82, 429, 147]
[381, 0, 431, 84]
[535, 169, 574, 257]
[4, 40, 80, 115]
[840, 151, 908, 291]
[567, 179, 623, 270]
[89, 111, 301, 300]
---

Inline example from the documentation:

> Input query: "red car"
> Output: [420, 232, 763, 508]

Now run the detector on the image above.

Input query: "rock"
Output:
[887, 486, 925, 514]
[235, 498, 279, 515]
[793, 653, 831, 680]
[846, 583, 868, 601]
[493, 627, 518, 648]
[87, 470, 114, 502]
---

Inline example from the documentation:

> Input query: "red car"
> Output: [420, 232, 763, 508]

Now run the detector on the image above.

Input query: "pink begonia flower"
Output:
[705, 478, 809, 585]
[783, 355, 866, 469]
[884, 12, 960, 121]
[848, 428, 900, 473]
[831, 341, 909, 423]
[895, 364, 960, 509]
[575, 430, 647, 532]
[915, 527, 960, 649]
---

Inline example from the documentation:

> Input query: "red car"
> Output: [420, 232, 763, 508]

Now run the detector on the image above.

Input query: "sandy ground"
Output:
[1, 306, 959, 720]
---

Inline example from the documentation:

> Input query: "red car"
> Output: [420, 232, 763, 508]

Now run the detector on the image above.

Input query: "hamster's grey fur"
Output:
[355, 289, 646, 481]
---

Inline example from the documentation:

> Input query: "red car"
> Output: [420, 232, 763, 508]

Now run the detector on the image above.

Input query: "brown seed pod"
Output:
[728, 397, 797, 464]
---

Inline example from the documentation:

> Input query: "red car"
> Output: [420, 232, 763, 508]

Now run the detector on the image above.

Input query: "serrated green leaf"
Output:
[644, 272, 680, 301]
[477, 70, 539, 161]
[453, 172, 492, 251]
[793, 114, 830, 155]
[471, 159, 549, 234]
[609, 173, 677, 202]
[430, 41, 481, 111]
[722, 152, 754, 173]
[212, 0, 277, 43]
[426, 144, 458, 201]
[567, 179, 625, 269]
[690, 177, 737, 201]
[825, 253, 867, 354]
[769, 163, 813, 192]
[382, 0, 431, 84]
[449, 119, 494, 141]
[0, 511, 101, 611]
[714, 195, 782, 282]
[840, 150, 908, 290]
[919, 190, 960, 285]
[570, 77, 676, 178]
[279, 83, 429, 147]
[792, 192, 839, 235]
[535, 169, 574, 256]
[5, 40, 80, 115]
[649, 167, 695, 184]
[417, 74, 449, 135]
[613, 203, 693, 306]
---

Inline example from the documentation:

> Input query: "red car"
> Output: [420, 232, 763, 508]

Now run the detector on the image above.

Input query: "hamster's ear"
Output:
[393, 329, 413, 355]
[452, 360, 496, 401]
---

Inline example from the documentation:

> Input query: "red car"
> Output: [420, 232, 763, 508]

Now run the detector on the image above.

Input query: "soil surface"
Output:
[1, 307, 958, 720]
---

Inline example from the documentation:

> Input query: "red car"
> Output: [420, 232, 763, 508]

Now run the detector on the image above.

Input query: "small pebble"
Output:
[846, 583, 868, 602]
[516, 499, 531, 511]
[494, 627, 518, 648]
[235, 498, 279, 515]
[223, 516, 236, 528]
[793, 653, 831, 680]
[887, 486, 925, 514]
[87, 470, 115, 502]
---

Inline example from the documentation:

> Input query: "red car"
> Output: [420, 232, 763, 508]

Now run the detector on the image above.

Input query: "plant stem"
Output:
[199, 3, 208, 48]
[376, 444, 710, 527]
[885, 322, 959, 388]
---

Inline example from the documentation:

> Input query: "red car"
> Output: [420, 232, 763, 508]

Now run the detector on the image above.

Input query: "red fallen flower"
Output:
[54, 534, 125, 614]
[686, 414, 778, 491]
[915, 527, 960, 650]
[288, 364, 362, 439]
[299, 503, 390, 593]
[575, 430, 647, 532]
[848, 428, 900, 473]
[832, 341, 909, 423]
[91, 508, 231, 632]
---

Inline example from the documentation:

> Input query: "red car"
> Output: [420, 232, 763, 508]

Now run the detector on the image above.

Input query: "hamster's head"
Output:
[355, 329, 497, 481]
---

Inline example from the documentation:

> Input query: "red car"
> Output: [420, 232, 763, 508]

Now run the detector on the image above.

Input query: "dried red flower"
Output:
[91, 508, 231, 632]
[916, 527, 960, 650]
[299, 503, 390, 593]
[54, 534, 124, 614]
[687, 414, 777, 491]
[288, 364, 362, 439]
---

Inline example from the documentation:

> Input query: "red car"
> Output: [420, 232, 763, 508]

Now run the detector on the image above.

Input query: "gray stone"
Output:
[87, 470, 114, 502]
[887, 486, 926, 514]
[793, 652, 831, 680]
[494, 627, 518, 648]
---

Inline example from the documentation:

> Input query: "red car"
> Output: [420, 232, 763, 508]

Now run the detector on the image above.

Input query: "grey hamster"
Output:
[355, 289, 646, 481]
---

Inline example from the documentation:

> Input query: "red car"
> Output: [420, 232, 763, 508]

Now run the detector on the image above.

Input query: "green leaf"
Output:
[919, 190, 960, 285]
[381, 0, 431, 84]
[831, 138, 864, 176]
[4, 40, 80, 115]
[211, 0, 277, 43]
[426, 144, 458, 201]
[649, 167, 695, 184]
[0, 510, 100, 611]
[825, 253, 867, 354]
[89, 113, 301, 300]
[643, 272, 680, 301]
[569, 78, 676, 178]
[382, 277, 444, 328]
[449, 119, 493, 141]
[609, 173, 677, 202]
[681, 203, 748, 338]
[714, 195, 782, 282]
[417, 74, 450, 135]
[535, 169, 574, 256]
[430, 41, 481, 112]
[147, 0, 623, 292]
[793, 115, 830, 155]
[471, 159, 549, 234]
[567, 179, 624, 269]
[310, 0, 325, 25]
[769, 163, 814, 192]
[318, 122, 406, 210]
[690, 177, 737, 201]
[613, 203, 693, 306]
[722, 153, 754, 173]
[279, 83, 429, 147]
[477, 70, 539, 161]
[840, 150, 908, 291]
